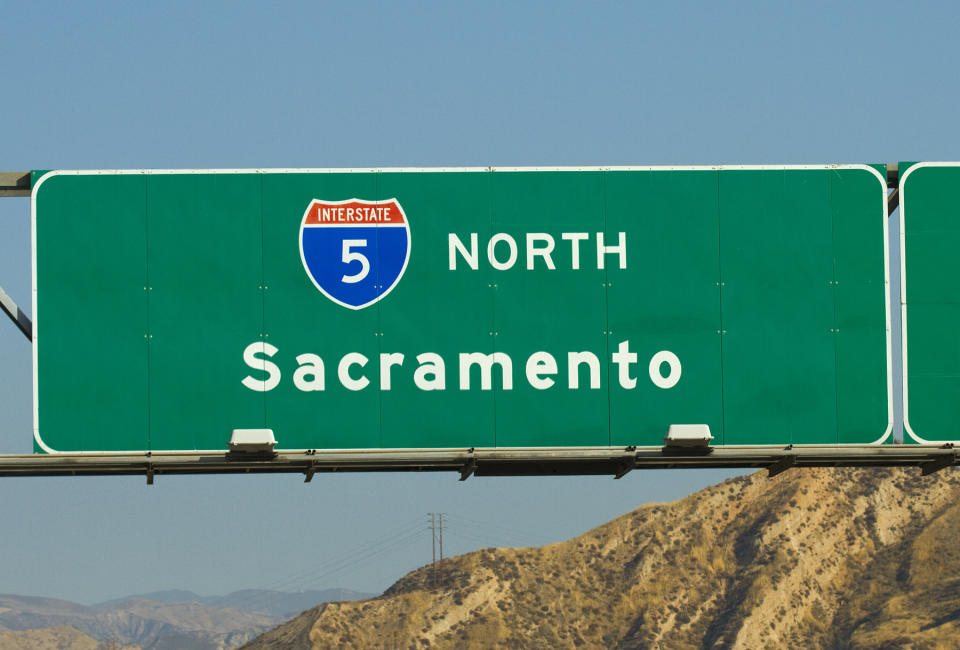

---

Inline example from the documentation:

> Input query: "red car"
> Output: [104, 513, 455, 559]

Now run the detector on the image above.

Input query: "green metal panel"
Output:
[832, 170, 890, 443]
[905, 304, 960, 441]
[719, 170, 837, 444]
[34, 174, 149, 452]
[146, 174, 264, 450]
[901, 163, 960, 443]
[490, 171, 608, 447]
[605, 170, 723, 446]
[31, 167, 891, 453]
[377, 171, 495, 448]
[261, 173, 381, 450]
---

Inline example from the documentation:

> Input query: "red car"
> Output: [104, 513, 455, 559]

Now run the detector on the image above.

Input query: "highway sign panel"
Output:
[900, 162, 960, 443]
[32, 166, 892, 453]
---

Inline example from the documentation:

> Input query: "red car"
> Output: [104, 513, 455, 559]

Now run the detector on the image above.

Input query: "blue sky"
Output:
[0, 1, 957, 604]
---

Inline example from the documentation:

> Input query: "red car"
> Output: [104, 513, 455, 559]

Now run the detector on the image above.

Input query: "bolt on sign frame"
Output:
[31, 166, 892, 454]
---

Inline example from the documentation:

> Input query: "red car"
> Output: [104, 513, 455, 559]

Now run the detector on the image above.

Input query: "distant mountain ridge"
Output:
[0, 624, 136, 650]
[95, 588, 372, 618]
[0, 587, 371, 650]
[243, 467, 960, 649]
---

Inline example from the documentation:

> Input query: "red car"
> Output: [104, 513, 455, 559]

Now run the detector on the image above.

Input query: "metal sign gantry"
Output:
[0, 445, 954, 484]
[1, 163, 957, 481]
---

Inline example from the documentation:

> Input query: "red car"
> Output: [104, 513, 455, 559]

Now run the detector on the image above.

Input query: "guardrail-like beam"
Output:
[0, 446, 953, 483]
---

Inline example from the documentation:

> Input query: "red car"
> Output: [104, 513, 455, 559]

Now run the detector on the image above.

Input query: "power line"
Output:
[217, 511, 546, 613]
[219, 517, 428, 612]
[428, 512, 445, 589]
[227, 527, 428, 613]
[443, 512, 543, 544]
[442, 513, 543, 548]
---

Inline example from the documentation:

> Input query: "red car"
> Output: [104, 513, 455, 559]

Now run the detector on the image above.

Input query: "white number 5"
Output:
[341, 239, 370, 284]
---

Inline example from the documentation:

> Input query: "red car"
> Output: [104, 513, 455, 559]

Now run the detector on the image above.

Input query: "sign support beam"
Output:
[0, 167, 903, 200]
[767, 453, 797, 477]
[0, 172, 30, 197]
[921, 449, 956, 476]
[0, 446, 952, 480]
[0, 286, 31, 341]
[0, 173, 33, 341]
[459, 457, 477, 481]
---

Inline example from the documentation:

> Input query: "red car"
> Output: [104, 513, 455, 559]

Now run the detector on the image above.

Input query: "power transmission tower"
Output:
[428, 512, 444, 589]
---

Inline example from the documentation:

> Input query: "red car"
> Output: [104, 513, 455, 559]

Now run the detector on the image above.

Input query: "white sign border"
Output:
[900, 161, 960, 444]
[31, 165, 893, 454]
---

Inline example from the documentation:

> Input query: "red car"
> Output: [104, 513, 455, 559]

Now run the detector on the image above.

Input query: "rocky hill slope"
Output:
[243, 466, 960, 649]
[95, 589, 372, 619]
[0, 624, 136, 650]
[0, 588, 371, 650]
[0, 594, 274, 650]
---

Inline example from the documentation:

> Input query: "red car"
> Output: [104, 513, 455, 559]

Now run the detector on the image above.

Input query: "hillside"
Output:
[0, 587, 371, 649]
[0, 624, 136, 650]
[0, 595, 278, 650]
[95, 589, 373, 619]
[243, 466, 960, 649]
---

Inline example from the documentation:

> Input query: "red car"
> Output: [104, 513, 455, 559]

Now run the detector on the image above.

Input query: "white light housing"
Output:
[229, 429, 277, 452]
[664, 424, 713, 447]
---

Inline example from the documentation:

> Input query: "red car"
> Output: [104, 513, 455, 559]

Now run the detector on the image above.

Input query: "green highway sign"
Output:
[32, 166, 893, 453]
[900, 162, 960, 444]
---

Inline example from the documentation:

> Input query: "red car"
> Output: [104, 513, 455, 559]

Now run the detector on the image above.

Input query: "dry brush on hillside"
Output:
[244, 467, 960, 649]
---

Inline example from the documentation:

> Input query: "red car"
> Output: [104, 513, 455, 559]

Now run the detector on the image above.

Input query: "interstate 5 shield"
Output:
[299, 198, 410, 310]
[32, 167, 891, 452]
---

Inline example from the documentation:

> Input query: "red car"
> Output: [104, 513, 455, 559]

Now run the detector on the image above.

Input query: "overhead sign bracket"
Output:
[0, 171, 30, 197]
[767, 453, 797, 478]
[613, 461, 634, 480]
[886, 162, 900, 215]
[920, 447, 956, 476]
[0, 286, 31, 341]
[459, 455, 477, 481]
[0, 172, 33, 341]
[887, 187, 899, 216]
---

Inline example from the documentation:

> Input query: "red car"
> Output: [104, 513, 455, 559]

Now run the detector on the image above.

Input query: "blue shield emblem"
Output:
[299, 198, 411, 310]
